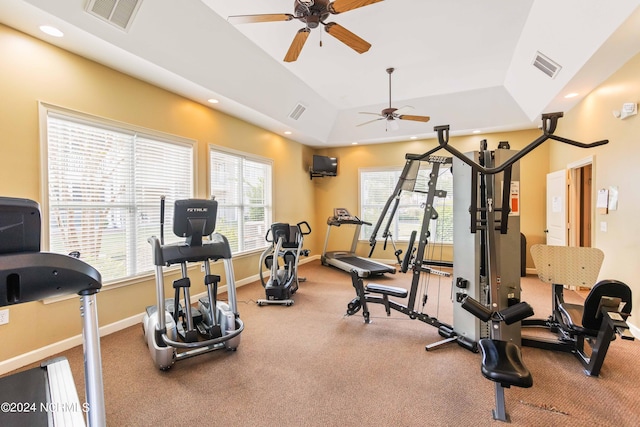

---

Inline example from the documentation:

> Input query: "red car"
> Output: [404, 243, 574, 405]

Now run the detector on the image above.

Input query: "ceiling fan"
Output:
[358, 67, 431, 131]
[227, 0, 383, 62]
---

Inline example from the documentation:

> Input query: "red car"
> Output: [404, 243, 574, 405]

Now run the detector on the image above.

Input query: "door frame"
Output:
[567, 156, 594, 247]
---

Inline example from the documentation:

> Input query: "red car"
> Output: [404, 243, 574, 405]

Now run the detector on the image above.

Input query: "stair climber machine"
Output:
[257, 221, 311, 306]
[142, 197, 244, 370]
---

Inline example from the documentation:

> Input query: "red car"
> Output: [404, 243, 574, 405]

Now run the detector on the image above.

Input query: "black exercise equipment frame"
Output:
[346, 112, 608, 353]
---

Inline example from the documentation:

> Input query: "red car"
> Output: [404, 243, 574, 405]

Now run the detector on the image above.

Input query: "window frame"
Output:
[39, 102, 197, 286]
[208, 144, 273, 257]
[358, 164, 454, 245]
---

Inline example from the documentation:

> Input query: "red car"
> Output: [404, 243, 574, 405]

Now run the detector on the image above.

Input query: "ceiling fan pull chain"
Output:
[320, 27, 323, 47]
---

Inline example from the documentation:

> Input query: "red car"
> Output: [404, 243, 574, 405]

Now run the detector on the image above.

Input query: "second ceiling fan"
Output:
[358, 67, 431, 131]
[227, 0, 383, 62]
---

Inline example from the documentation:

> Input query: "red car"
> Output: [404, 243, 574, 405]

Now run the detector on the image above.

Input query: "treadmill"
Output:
[321, 208, 396, 277]
[0, 197, 105, 426]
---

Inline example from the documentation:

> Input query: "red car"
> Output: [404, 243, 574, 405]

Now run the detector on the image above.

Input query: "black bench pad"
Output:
[365, 283, 408, 298]
[479, 339, 533, 388]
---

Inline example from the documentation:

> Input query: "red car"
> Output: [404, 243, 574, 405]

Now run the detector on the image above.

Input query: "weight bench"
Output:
[462, 296, 534, 422]
[346, 269, 407, 323]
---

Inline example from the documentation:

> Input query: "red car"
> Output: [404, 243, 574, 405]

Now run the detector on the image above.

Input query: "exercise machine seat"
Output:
[479, 339, 533, 388]
[558, 279, 632, 336]
[365, 283, 408, 298]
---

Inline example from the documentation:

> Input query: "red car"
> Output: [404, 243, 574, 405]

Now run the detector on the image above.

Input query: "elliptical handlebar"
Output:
[147, 235, 164, 266]
[296, 220, 312, 235]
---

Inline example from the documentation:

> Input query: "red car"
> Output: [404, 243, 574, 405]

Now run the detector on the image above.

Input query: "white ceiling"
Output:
[2, 0, 640, 147]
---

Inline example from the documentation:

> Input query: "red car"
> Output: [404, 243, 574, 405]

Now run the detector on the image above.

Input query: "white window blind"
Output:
[209, 147, 272, 254]
[360, 165, 454, 244]
[45, 110, 194, 283]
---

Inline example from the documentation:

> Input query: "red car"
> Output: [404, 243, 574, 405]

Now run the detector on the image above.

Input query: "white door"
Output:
[546, 169, 567, 246]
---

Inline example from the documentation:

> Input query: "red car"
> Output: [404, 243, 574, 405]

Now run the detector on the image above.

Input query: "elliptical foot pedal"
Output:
[197, 322, 222, 339]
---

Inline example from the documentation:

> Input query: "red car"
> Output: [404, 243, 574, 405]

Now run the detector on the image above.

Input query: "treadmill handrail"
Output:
[0, 252, 101, 305]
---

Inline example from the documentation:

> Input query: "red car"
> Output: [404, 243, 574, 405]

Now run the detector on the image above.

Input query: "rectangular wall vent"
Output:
[532, 51, 561, 78]
[86, 0, 143, 32]
[289, 103, 307, 120]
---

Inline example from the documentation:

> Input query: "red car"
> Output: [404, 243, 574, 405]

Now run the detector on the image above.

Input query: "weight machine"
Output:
[347, 154, 467, 346]
[347, 112, 630, 421]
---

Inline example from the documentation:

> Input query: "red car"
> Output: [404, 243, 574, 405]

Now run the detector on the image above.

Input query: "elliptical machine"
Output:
[257, 221, 311, 306]
[142, 197, 244, 370]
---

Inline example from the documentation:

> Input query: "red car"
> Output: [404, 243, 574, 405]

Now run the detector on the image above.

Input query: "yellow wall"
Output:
[2, 21, 637, 363]
[314, 129, 549, 269]
[0, 24, 316, 360]
[550, 51, 640, 322]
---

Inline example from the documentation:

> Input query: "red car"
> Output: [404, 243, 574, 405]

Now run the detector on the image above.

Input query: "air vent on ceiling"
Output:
[289, 103, 307, 120]
[532, 51, 561, 79]
[86, 0, 142, 32]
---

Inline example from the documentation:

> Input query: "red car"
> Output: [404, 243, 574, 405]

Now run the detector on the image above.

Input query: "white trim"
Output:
[208, 143, 273, 165]
[208, 144, 273, 255]
[0, 312, 143, 376]
[4, 255, 635, 376]
[38, 101, 197, 284]
[567, 155, 594, 169]
[567, 155, 595, 247]
[0, 256, 319, 376]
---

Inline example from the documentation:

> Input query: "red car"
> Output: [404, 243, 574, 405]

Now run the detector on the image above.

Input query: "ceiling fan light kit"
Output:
[358, 67, 431, 131]
[227, 0, 383, 62]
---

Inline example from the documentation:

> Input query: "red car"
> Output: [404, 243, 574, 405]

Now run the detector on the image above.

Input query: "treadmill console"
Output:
[328, 208, 370, 226]
[334, 208, 356, 221]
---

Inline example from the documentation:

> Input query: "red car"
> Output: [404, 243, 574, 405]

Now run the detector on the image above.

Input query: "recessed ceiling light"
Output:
[284, 131, 292, 135]
[352, 142, 358, 145]
[564, 93, 579, 98]
[207, 98, 219, 104]
[410, 136, 417, 140]
[473, 130, 481, 134]
[39, 25, 64, 37]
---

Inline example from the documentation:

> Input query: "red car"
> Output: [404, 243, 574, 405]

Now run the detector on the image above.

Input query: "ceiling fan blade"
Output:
[227, 13, 294, 24]
[284, 28, 311, 62]
[324, 23, 371, 54]
[393, 105, 414, 115]
[358, 112, 383, 116]
[398, 114, 431, 123]
[357, 117, 385, 127]
[329, 0, 384, 14]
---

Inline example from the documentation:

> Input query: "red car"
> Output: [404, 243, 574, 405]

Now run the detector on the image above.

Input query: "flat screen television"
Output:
[312, 155, 338, 176]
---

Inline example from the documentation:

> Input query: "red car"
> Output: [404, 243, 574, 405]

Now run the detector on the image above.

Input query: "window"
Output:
[42, 105, 194, 283]
[360, 164, 454, 244]
[209, 146, 272, 254]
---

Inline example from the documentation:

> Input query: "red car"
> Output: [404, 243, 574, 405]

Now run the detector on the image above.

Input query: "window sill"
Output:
[41, 248, 267, 304]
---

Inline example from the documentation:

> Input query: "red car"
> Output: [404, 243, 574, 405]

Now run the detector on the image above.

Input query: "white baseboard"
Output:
[0, 254, 321, 376]
[628, 321, 639, 339]
[0, 312, 144, 376]
[10, 253, 631, 377]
